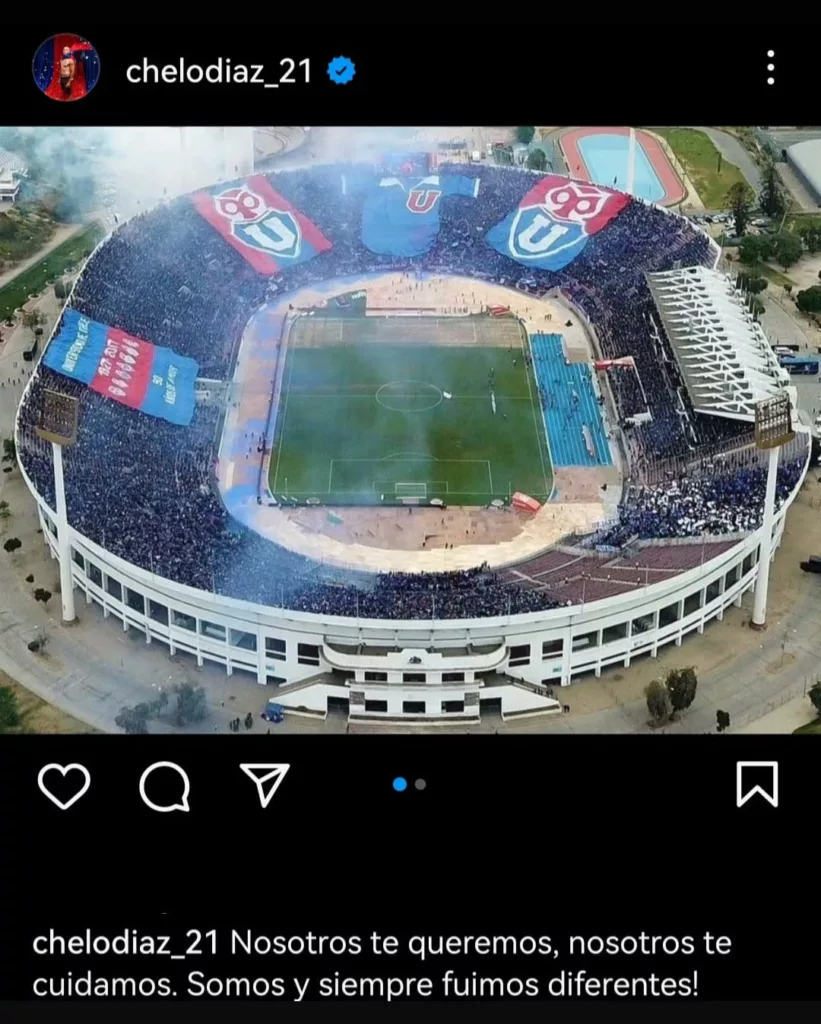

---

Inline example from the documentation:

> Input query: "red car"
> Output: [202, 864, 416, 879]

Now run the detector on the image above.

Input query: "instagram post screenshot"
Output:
[0, 22, 819, 1018]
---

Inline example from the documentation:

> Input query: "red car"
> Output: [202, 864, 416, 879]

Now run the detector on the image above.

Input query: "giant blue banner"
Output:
[342, 170, 480, 257]
[43, 309, 198, 426]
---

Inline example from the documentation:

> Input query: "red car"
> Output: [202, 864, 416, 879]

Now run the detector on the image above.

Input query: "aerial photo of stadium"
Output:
[2, 125, 820, 735]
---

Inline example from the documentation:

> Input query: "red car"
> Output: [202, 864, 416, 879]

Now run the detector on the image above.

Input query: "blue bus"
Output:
[779, 355, 819, 375]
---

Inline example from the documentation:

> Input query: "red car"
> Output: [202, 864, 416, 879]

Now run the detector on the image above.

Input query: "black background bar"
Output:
[6, 25, 816, 124]
[0, 736, 812, 1002]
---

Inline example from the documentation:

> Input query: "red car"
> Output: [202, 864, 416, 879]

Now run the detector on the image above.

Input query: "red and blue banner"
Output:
[485, 175, 629, 271]
[191, 175, 332, 275]
[43, 309, 198, 426]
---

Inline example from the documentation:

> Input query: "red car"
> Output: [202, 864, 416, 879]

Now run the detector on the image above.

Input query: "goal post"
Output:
[395, 482, 427, 498]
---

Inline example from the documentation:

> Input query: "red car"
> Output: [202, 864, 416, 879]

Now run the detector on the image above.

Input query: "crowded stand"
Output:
[15, 162, 808, 621]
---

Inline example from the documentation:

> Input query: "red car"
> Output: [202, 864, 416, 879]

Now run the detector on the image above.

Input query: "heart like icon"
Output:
[38, 763, 91, 810]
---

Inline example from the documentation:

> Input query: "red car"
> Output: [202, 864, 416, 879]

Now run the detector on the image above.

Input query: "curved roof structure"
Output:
[787, 138, 821, 203]
[647, 265, 791, 422]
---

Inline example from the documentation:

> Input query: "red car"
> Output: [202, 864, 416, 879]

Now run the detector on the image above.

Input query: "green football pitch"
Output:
[268, 324, 553, 506]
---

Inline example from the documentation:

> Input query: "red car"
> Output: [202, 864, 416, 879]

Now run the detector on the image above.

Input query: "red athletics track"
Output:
[559, 127, 687, 207]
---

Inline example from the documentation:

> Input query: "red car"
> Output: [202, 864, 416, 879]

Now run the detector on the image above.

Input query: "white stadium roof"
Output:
[0, 148, 27, 177]
[646, 266, 791, 423]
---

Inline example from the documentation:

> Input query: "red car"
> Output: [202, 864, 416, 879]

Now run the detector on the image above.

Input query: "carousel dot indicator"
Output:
[414, 779, 427, 791]
[392, 777, 408, 792]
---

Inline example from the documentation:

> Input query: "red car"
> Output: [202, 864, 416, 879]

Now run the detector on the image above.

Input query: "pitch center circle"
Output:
[375, 380, 443, 413]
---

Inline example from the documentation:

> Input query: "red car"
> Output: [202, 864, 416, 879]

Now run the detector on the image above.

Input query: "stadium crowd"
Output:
[15, 161, 808, 620]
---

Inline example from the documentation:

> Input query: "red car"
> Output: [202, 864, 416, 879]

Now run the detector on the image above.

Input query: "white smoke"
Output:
[6, 126, 255, 223]
[4, 125, 512, 225]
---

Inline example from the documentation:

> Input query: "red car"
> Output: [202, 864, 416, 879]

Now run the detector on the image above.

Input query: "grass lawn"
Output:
[751, 262, 795, 289]
[269, 337, 552, 506]
[654, 128, 747, 209]
[793, 718, 821, 735]
[788, 213, 821, 233]
[0, 671, 97, 734]
[0, 221, 105, 321]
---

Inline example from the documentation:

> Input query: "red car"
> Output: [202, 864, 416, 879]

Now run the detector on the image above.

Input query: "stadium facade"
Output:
[21, 475, 803, 723]
[14, 155, 811, 725]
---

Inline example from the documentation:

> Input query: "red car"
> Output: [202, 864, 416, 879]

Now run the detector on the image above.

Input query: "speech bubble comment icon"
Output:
[139, 762, 191, 813]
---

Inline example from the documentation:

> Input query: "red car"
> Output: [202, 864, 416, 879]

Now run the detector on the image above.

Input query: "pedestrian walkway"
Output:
[0, 223, 84, 291]
[530, 333, 611, 467]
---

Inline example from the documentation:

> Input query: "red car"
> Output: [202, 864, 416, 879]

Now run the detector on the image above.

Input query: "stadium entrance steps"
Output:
[265, 670, 562, 725]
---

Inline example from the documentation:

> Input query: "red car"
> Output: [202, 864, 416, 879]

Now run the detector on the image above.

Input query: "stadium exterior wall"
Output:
[17, 442, 806, 723]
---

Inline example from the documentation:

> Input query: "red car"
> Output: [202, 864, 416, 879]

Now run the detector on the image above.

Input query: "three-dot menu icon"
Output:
[767, 50, 774, 85]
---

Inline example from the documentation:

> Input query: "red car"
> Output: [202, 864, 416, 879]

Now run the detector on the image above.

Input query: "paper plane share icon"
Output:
[240, 764, 290, 808]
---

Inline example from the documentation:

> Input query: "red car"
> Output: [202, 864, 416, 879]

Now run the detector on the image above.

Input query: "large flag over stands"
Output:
[43, 309, 198, 426]
[191, 175, 332, 275]
[485, 176, 630, 272]
[342, 171, 480, 257]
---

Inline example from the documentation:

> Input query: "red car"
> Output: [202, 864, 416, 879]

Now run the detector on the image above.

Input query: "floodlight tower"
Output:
[625, 127, 636, 197]
[35, 390, 79, 626]
[750, 393, 794, 630]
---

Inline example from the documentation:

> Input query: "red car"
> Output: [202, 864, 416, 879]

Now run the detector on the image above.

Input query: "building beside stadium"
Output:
[14, 152, 810, 726]
[786, 138, 821, 206]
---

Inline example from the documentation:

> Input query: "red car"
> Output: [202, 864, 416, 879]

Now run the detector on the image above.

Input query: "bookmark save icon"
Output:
[239, 764, 290, 808]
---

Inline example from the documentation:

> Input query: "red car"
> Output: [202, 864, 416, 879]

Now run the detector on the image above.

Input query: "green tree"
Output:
[173, 682, 208, 726]
[738, 235, 770, 264]
[737, 273, 768, 295]
[796, 286, 821, 314]
[3, 537, 22, 556]
[149, 691, 169, 718]
[771, 232, 803, 268]
[517, 126, 536, 145]
[33, 588, 52, 608]
[2, 438, 16, 464]
[796, 222, 821, 254]
[645, 679, 671, 725]
[759, 162, 787, 218]
[716, 709, 731, 733]
[726, 181, 754, 237]
[114, 704, 150, 735]
[0, 685, 22, 732]
[526, 149, 547, 171]
[808, 681, 821, 718]
[665, 667, 698, 716]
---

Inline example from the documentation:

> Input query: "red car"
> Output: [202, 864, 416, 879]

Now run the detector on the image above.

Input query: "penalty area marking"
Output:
[328, 458, 493, 496]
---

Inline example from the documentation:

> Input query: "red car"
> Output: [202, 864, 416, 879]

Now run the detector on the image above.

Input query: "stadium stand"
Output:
[16, 162, 809, 621]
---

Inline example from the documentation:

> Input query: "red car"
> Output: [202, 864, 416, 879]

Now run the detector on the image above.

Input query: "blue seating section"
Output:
[530, 334, 611, 467]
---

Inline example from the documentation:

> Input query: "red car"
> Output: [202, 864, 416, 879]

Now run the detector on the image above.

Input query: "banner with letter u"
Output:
[191, 175, 332, 275]
[485, 175, 629, 272]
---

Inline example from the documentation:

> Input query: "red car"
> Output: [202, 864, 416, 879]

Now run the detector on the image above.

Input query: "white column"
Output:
[52, 442, 76, 624]
[751, 445, 779, 629]
[625, 127, 636, 197]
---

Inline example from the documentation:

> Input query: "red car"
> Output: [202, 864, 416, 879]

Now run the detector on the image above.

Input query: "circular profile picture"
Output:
[32, 33, 100, 102]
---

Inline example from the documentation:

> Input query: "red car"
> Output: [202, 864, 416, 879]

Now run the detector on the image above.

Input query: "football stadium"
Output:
[13, 138, 811, 725]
